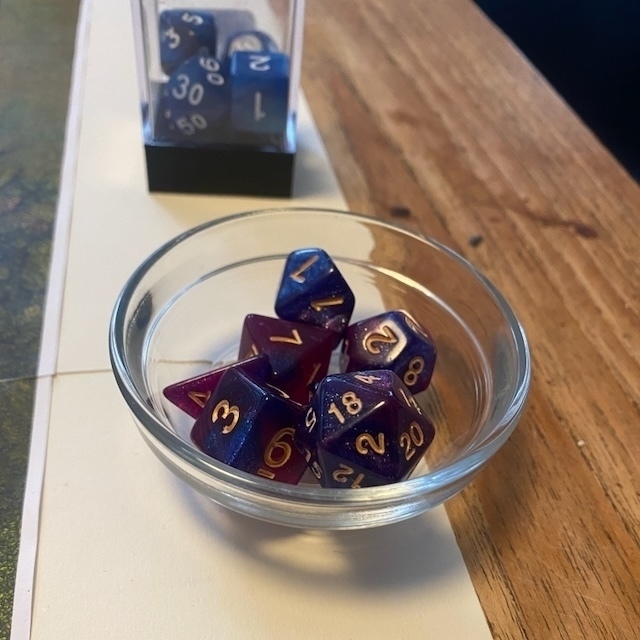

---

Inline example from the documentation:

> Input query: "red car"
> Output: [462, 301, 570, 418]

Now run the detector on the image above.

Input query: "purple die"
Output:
[229, 51, 289, 135]
[275, 248, 355, 340]
[160, 51, 228, 143]
[224, 29, 278, 59]
[341, 310, 437, 393]
[238, 314, 334, 404]
[159, 10, 218, 74]
[192, 367, 307, 484]
[162, 353, 270, 419]
[296, 370, 435, 488]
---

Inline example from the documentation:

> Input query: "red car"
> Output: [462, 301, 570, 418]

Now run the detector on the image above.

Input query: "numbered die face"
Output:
[275, 248, 355, 340]
[161, 52, 229, 143]
[229, 51, 289, 135]
[163, 353, 270, 421]
[224, 29, 278, 58]
[193, 367, 307, 484]
[341, 310, 437, 394]
[238, 314, 334, 404]
[159, 10, 218, 74]
[297, 370, 435, 488]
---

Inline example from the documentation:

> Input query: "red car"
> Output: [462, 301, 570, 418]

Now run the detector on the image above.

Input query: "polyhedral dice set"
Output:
[131, 1, 304, 195]
[163, 248, 438, 488]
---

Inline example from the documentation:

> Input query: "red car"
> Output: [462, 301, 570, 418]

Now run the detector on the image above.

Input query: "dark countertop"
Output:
[0, 0, 79, 634]
[2, 1, 640, 638]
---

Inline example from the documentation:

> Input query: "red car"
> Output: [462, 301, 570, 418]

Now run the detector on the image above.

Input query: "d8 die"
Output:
[229, 51, 289, 135]
[341, 310, 437, 394]
[238, 314, 334, 404]
[275, 248, 355, 340]
[193, 367, 307, 484]
[297, 370, 435, 488]
[162, 354, 270, 433]
[159, 10, 218, 74]
[224, 29, 278, 59]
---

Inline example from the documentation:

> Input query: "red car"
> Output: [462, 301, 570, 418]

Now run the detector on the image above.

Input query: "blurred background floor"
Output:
[474, 0, 640, 181]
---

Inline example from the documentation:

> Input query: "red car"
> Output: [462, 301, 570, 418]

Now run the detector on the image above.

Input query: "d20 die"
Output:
[238, 314, 334, 404]
[275, 248, 355, 340]
[229, 51, 289, 135]
[159, 10, 218, 74]
[162, 354, 270, 428]
[193, 367, 307, 484]
[341, 310, 437, 393]
[161, 51, 228, 143]
[296, 370, 435, 488]
[224, 29, 279, 59]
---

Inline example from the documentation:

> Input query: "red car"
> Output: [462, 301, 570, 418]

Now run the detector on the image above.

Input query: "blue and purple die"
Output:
[341, 310, 437, 394]
[275, 248, 355, 341]
[192, 366, 308, 484]
[229, 51, 290, 135]
[296, 370, 436, 488]
[162, 354, 271, 421]
[160, 51, 229, 143]
[238, 313, 334, 404]
[159, 9, 218, 75]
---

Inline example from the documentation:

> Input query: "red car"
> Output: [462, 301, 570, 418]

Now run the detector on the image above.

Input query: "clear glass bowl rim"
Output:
[109, 207, 531, 507]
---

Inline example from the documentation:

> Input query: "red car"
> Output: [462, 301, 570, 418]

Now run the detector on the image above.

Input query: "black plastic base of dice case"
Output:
[144, 143, 296, 197]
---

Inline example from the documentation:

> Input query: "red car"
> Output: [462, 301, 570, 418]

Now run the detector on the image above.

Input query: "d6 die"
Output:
[193, 367, 307, 484]
[229, 51, 289, 135]
[297, 370, 435, 488]
[275, 248, 355, 340]
[239, 314, 334, 403]
[160, 51, 228, 142]
[159, 10, 218, 74]
[341, 310, 437, 393]
[162, 354, 270, 439]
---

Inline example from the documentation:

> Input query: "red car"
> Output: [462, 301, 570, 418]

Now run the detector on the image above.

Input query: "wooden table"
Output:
[302, 1, 640, 638]
[1, 0, 639, 637]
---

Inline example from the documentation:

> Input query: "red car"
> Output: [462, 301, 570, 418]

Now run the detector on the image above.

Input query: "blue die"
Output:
[224, 29, 279, 59]
[160, 51, 228, 143]
[159, 10, 217, 74]
[229, 51, 290, 135]
[275, 248, 355, 339]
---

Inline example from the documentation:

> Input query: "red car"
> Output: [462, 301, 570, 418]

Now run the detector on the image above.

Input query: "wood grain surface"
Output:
[302, 1, 640, 638]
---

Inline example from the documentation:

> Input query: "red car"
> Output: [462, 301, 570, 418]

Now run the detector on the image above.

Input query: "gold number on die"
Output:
[211, 399, 240, 434]
[289, 254, 319, 283]
[399, 422, 425, 460]
[363, 324, 399, 354]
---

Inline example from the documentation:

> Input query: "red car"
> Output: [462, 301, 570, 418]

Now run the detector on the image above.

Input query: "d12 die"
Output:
[160, 51, 229, 142]
[162, 353, 270, 417]
[224, 29, 278, 59]
[341, 310, 437, 394]
[159, 10, 218, 74]
[297, 370, 435, 488]
[193, 367, 307, 484]
[229, 51, 289, 135]
[238, 314, 334, 404]
[275, 248, 355, 340]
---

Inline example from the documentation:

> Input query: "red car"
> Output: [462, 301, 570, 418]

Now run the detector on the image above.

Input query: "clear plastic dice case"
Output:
[131, 0, 304, 195]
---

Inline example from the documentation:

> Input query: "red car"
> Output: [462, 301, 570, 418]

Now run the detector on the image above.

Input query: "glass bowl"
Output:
[109, 208, 530, 529]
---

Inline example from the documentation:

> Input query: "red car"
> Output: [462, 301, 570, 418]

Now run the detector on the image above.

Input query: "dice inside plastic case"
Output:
[131, 0, 304, 196]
